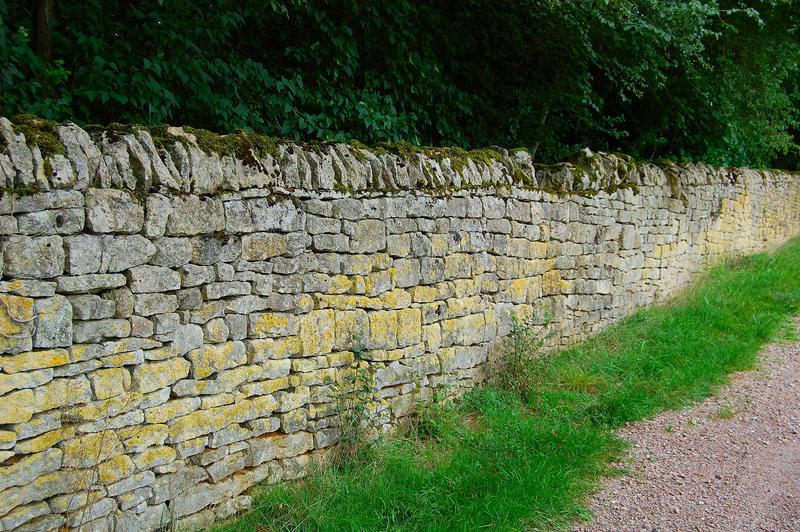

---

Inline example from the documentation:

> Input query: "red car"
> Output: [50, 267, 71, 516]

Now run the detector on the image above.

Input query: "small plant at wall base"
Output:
[493, 308, 554, 396]
[328, 341, 378, 466]
[209, 239, 800, 531]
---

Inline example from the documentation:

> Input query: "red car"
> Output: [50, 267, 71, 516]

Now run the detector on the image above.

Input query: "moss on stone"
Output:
[0, 184, 43, 199]
[181, 126, 281, 165]
[83, 122, 144, 142]
[11, 115, 64, 158]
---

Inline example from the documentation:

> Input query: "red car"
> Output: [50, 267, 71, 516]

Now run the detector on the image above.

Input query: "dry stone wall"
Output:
[1, 116, 799, 531]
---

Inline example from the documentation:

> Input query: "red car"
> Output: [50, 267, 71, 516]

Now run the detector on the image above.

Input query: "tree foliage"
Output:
[1, 0, 798, 168]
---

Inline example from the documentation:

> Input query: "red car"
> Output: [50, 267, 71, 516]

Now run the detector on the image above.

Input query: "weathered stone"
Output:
[0, 293, 35, 354]
[0, 390, 34, 425]
[89, 367, 131, 400]
[152, 237, 193, 267]
[0, 448, 62, 491]
[127, 265, 181, 293]
[248, 431, 313, 466]
[165, 195, 225, 236]
[85, 188, 144, 233]
[73, 318, 131, 343]
[241, 232, 287, 260]
[32, 295, 72, 348]
[134, 293, 178, 316]
[0, 501, 51, 531]
[2, 235, 64, 278]
[57, 273, 127, 293]
[0, 368, 52, 395]
[33, 376, 93, 412]
[0, 279, 55, 297]
[132, 357, 190, 393]
[186, 341, 247, 379]
[191, 233, 242, 264]
[104, 234, 157, 272]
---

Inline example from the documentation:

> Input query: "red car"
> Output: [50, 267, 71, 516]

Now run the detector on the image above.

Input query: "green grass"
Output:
[211, 239, 800, 532]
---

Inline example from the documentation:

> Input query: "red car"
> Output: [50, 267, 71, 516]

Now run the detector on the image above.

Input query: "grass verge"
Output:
[212, 239, 800, 531]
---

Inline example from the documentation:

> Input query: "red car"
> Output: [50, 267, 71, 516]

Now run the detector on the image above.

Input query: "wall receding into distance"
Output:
[1, 116, 799, 531]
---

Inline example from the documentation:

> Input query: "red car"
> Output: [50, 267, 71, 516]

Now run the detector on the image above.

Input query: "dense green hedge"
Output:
[2, 1, 798, 168]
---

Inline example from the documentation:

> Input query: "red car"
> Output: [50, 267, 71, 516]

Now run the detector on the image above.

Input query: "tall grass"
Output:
[212, 239, 800, 531]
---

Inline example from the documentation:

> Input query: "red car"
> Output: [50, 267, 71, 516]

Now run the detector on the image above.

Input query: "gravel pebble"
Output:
[577, 319, 800, 531]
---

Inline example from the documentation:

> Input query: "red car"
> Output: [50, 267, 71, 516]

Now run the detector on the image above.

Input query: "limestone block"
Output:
[132, 357, 190, 393]
[127, 265, 181, 293]
[57, 273, 127, 293]
[0, 368, 52, 395]
[152, 237, 193, 267]
[2, 348, 69, 373]
[2, 235, 64, 278]
[191, 233, 242, 264]
[89, 367, 131, 400]
[165, 195, 225, 236]
[134, 293, 178, 316]
[85, 188, 144, 233]
[103, 234, 157, 272]
[0, 293, 35, 354]
[0, 447, 62, 491]
[241, 232, 288, 260]
[0, 389, 34, 424]
[32, 295, 72, 348]
[248, 431, 313, 466]
[186, 341, 247, 379]
[73, 318, 131, 343]
[33, 376, 93, 412]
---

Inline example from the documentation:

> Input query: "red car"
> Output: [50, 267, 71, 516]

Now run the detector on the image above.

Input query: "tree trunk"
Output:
[530, 105, 549, 161]
[33, 0, 55, 61]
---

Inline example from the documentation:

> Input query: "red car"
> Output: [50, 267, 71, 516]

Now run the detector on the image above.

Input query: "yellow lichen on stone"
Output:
[98, 454, 136, 484]
[3, 348, 70, 373]
[15, 426, 75, 454]
[61, 431, 122, 468]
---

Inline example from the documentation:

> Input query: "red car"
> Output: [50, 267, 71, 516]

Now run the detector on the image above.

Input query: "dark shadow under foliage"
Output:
[1, 1, 798, 169]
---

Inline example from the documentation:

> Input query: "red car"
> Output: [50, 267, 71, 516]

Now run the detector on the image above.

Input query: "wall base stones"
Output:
[1, 117, 800, 530]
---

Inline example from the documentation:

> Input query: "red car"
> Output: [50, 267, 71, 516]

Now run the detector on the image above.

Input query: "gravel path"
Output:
[578, 321, 800, 531]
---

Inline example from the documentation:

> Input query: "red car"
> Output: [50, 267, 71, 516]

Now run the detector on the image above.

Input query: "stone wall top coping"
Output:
[1, 116, 795, 198]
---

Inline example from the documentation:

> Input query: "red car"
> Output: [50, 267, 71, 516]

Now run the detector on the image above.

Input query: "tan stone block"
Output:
[298, 310, 335, 356]
[240, 377, 289, 397]
[63, 391, 143, 422]
[333, 309, 369, 351]
[381, 288, 412, 309]
[0, 389, 34, 423]
[0, 430, 16, 448]
[144, 398, 200, 424]
[101, 349, 144, 368]
[326, 351, 355, 368]
[186, 341, 246, 379]
[409, 286, 437, 303]
[422, 323, 442, 351]
[132, 357, 190, 393]
[133, 445, 176, 470]
[98, 454, 135, 484]
[14, 426, 74, 454]
[368, 310, 397, 350]
[118, 424, 169, 453]
[89, 367, 131, 400]
[2, 348, 69, 373]
[61, 431, 122, 468]
[0, 294, 34, 354]
[396, 307, 422, 348]
[242, 233, 288, 260]
[0, 368, 53, 395]
[167, 400, 253, 443]
[248, 312, 297, 338]
[245, 336, 300, 363]
[542, 269, 561, 296]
